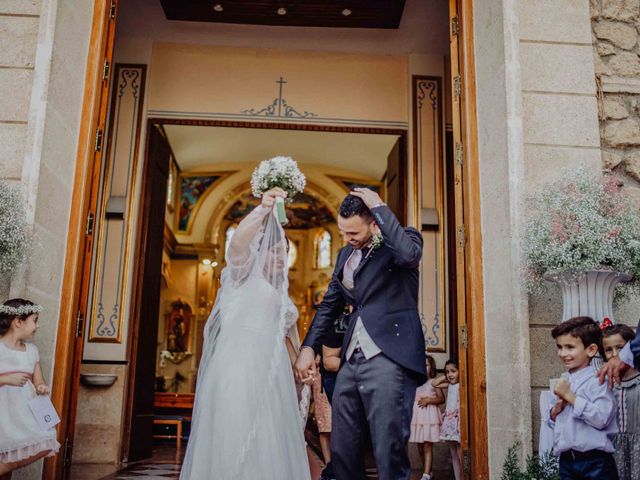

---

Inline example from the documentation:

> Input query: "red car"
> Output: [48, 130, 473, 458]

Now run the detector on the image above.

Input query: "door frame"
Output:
[44, 0, 118, 478]
[449, 0, 488, 477]
[121, 117, 409, 459]
[46, 0, 488, 477]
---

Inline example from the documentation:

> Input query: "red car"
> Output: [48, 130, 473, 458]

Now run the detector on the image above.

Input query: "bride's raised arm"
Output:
[225, 188, 287, 274]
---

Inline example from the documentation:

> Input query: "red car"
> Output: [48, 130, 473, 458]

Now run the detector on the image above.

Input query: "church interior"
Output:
[65, 0, 457, 478]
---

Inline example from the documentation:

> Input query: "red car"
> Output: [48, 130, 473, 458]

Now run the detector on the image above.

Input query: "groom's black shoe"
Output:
[320, 461, 335, 480]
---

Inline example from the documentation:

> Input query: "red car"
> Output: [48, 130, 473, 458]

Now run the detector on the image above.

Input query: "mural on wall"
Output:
[89, 65, 146, 343]
[177, 173, 228, 233]
[224, 191, 335, 229]
[241, 77, 318, 119]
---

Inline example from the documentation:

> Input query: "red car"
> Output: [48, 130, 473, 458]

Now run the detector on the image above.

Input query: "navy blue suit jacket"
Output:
[631, 320, 640, 368]
[302, 205, 427, 382]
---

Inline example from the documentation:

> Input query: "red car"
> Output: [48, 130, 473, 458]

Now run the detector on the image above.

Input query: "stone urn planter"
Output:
[543, 270, 633, 323]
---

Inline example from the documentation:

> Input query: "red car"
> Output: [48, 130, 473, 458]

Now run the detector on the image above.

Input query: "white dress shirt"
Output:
[342, 247, 381, 360]
[547, 365, 618, 454]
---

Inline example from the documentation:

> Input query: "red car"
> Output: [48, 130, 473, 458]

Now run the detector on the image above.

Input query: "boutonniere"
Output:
[370, 232, 384, 251]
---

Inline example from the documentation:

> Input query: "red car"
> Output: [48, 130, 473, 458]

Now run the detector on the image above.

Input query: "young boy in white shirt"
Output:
[549, 316, 619, 479]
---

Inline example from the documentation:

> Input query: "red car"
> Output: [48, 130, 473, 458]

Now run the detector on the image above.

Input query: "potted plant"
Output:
[523, 170, 640, 323]
[501, 441, 559, 480]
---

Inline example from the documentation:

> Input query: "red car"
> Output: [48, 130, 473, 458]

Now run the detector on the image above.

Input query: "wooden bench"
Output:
[153, 393, 195, 448]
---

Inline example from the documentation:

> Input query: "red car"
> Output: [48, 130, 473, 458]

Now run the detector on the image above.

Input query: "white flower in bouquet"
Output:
[0, 181, 31, 274]
[523, 169, 640, 303]
[251, 156, 306, 203]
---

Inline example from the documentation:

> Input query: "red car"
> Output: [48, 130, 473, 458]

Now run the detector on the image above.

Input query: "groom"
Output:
[295, 188, 426, 480]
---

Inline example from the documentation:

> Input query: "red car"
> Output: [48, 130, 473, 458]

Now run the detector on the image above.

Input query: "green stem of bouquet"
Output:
[275, 197, 288, 225]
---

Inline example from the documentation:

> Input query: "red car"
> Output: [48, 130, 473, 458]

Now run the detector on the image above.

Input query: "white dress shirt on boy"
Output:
[547, 365, 618, 454]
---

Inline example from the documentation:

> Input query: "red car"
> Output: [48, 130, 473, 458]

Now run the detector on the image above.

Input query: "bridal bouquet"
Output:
[251, 156, 306, 224]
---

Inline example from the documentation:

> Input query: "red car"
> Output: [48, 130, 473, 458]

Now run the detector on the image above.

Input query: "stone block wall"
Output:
[591, 0, 640, 183]
[520, 0, 603, 458]
[590, 2, 640, 330]
[0, 1, 39, 183]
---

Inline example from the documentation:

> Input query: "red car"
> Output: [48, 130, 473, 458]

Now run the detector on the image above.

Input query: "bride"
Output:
[180, 188, 311, 480]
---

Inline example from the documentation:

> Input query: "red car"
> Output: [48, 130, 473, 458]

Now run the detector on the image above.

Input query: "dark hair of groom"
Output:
[339, 194, 374, 222]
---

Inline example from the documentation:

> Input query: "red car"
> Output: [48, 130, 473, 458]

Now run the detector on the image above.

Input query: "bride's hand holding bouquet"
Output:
[260, 187, 287, 209]
[251, 156, 306, 224]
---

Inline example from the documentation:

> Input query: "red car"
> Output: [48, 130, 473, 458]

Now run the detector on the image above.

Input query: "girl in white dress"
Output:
[180, 188, 311, 480]
[0, 299, 60, 479]
[433, 360, 461, 480]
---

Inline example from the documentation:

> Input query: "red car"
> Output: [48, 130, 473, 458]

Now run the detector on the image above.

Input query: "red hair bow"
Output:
[600, 318, 613, 331]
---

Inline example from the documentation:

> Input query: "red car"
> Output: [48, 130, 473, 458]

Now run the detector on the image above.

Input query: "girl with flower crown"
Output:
[0, 298, 60, 479]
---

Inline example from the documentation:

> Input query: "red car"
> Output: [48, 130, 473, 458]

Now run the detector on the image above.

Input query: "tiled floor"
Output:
[71, 440, 454, 479]
[105, 463, 182, 479]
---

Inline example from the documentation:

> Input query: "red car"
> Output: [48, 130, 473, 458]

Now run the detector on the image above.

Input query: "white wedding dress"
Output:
[180, 205, 310, 480]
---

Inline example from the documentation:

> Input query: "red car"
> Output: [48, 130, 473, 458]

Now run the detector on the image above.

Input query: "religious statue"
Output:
[161, 299, 193, 365]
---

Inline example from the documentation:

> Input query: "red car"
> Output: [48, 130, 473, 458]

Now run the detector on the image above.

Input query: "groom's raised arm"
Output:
[302, 269, 347, 355]
[371, 204, 423, 269]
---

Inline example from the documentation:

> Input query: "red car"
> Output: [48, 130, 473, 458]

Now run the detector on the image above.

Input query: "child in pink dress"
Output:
[410, 355, 444, 480]
[433, 359, 461, 480]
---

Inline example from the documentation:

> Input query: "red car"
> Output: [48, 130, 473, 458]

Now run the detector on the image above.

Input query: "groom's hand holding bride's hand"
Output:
[294, 347, 317, 385]
[261, 187, 287, 208]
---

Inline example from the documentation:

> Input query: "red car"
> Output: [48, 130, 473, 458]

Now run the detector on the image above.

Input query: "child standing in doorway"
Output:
[409, 354, 444, 480]
[0, 299, 60, 480]
[433, 359, 461, 480]
[601, 322, 640, 480]
[549, 316, 618, 480]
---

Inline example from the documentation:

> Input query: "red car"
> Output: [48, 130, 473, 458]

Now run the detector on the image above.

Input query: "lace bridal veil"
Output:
[180, 204, 310, 480]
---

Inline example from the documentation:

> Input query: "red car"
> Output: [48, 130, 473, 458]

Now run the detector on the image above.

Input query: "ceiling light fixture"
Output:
[277, 7, 287, 15]
[342, 8, 352, 16]
[213, 4, 223, 12]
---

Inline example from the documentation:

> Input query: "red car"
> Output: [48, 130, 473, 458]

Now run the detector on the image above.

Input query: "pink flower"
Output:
[551, 213, 569, 242]
[607, 228, 621, 238]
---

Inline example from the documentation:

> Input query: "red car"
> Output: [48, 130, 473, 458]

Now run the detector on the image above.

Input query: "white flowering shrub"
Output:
[0, 181, 31, 275]
[251, 156, 306, 202]
[523, 170, 640, 302]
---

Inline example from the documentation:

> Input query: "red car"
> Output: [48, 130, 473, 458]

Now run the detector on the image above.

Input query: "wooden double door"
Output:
[47, 1, 488, 478]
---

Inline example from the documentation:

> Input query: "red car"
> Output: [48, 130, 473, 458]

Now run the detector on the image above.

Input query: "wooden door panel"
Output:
[127, 125, 171, 460]
[46, 1, 119, 478]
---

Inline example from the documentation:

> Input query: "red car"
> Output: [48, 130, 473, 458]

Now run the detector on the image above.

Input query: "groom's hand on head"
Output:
[350, 188, 384, 209]
[294, 347, 317, 384]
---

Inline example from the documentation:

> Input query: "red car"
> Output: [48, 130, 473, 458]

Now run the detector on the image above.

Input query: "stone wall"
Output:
[0, 0, 39, 295]
[1, 0, 95, 478]
[522, 0, 603, 458]
[591, 0, 640, 183]
[0, 0, 39, 185]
